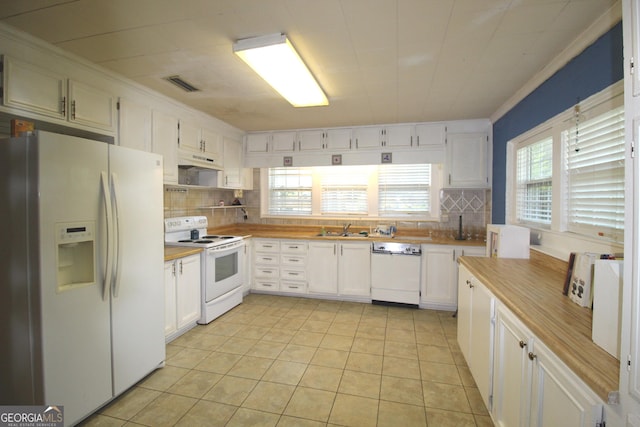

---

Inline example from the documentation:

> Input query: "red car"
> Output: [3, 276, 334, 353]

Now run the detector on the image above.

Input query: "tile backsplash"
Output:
[164, 169, 490, 236]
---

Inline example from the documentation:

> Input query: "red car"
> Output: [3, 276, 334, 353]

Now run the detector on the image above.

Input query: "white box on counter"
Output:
[486, 224, 530, 259]
[592, 259, 623, 359]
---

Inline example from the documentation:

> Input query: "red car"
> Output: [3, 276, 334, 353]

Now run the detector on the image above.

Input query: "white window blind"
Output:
[564, 105, 625, 241]
[268, 168, 312, 215]
[378, 164, 430, 216]
[516, 137, 553, 225]
[320, 166, 369, 214]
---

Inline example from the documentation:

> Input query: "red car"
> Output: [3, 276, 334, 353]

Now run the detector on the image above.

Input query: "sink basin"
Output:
[315, 232, 368, 238]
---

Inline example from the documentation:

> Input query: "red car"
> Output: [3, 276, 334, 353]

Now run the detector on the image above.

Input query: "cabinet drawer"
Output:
[254, 280, 279, 291]
[254, 240, 280, 253]
[254, 266, 279, 278]
[255, 254, 279, 265]
[281, 268, 306, 281]
[280, 280, 307, 294]
[281, 255, 306, 266]
[280, 241, 307, 254]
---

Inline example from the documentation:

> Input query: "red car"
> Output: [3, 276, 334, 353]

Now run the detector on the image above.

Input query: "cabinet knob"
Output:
[519, 340, 527, 348]
[528, 352, 537, 361]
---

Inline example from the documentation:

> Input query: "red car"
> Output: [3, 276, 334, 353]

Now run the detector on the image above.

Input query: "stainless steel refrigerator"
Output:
[0, 131, 165, 425]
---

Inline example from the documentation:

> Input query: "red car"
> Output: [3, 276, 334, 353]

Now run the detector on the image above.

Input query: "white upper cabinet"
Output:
[383, 124, 414, 148]
[352, 126, 382, 149]
[297, 128, 354, 152]
[152, 109, 179, 184]
[3, 56, 116, 132]
[67, 79, 115, 130]
[246, 133, 270, 153]
[118, 97, 152, 152]
[298, 129, 325, 152]
[445, 132, 490, 188]
[178, 118, 223, 169]
[2, 55, 66, 119]
[325, 128, 352, 150]
[219, 136, 252, 190]
[415, 123, 446, 148]
[271, 131, 297, 152]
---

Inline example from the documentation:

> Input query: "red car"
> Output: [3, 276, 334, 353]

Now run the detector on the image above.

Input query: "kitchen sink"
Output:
[315, 232, 368, 238]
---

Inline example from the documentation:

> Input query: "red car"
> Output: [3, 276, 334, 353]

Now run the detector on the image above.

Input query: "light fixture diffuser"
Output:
[233, 33, 328, 107]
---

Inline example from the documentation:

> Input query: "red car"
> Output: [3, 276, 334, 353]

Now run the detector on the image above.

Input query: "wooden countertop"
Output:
[164, 246, 203, 261]
[207, 224, 485, 247]
[459, 251, 619, 403]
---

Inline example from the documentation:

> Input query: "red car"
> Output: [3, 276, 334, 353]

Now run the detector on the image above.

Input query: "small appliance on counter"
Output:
[486, 224, 530, 259]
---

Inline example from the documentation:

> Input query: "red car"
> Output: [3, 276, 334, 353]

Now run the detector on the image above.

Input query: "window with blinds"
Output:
[265, 164, 434, 218]
[564, 105, 625, 241]
[515, 137, 553, 225]
[320, 165, 370, 214]
[268, 167, 312, 215]
[378, 164, 431, 216]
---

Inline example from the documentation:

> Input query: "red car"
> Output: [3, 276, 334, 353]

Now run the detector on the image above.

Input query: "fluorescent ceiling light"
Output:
[233, 33, 328, 107]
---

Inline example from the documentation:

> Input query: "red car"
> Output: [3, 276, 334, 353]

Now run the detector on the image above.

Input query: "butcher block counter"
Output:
[164, 246, 202, 262]
[459, 251, 619, 403]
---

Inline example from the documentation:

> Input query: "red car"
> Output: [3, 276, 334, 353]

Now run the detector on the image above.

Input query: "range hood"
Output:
[178, 149, 222, 171]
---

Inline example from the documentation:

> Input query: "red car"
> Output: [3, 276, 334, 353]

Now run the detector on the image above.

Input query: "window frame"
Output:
[506, 82, 624, 244]
[260, 164, 442, 221]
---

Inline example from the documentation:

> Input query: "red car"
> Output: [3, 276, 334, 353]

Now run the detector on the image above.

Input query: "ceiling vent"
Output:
[164, 75, 200, 92]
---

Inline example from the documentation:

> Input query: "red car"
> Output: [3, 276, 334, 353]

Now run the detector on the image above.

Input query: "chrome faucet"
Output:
[342, 223, 351, 236]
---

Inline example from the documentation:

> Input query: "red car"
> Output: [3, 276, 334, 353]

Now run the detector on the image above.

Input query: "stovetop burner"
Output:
[165, 216, 243, 249]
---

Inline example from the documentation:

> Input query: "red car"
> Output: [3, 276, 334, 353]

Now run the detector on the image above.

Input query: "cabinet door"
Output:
[415, 123, 446, 148]
[338, 242, 371, 296]
[271, 131, 297, 152]
[384, 125, 413, 148]
[222, 137, 243, 188]
[176, 255, 201, 329]
[353, 127, 382, 149]
[446, 132, 489, 188]
[492, 306, 532, 427]
[164, 262, 177, 337]
[421, 246, 456, 307]
[179, 118, 202, 153]
[202, 128, 222, 159]
[469, 282, 495, 409]
[3, 56, 66, 119]
[246, 133, 270, 153]
[307, 241, 338, 294]
[68, 79, 115, 131]
[326, 128, 352, 150]
[529, 340, 603, 427]
[118, 97, 152, 152]
[152, 109, 179, 183]
[298, 129, 326, 152]
[457, 264, 473, 360]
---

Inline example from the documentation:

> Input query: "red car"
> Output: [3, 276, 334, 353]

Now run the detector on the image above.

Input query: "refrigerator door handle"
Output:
[111, 172, 122, 298]
[101, 171, 114, 301]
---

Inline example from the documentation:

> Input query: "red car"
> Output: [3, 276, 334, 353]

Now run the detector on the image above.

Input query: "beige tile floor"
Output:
[82, 294, 494, 427]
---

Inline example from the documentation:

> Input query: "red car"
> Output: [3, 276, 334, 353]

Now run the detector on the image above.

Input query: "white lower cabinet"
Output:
[457, 264, 495, 409]
[164, 254, 201, 340]
[421, 245, 485, 310]
[338, 242, 371, 297]
[307, 241, 371, 298]
[492, 305, 604, 427]
[307, 241, 339, 294]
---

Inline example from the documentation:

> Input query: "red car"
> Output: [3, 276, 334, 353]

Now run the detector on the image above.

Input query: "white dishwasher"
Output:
[371, 242, 421, 307]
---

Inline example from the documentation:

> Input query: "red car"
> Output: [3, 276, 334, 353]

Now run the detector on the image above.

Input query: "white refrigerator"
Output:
[0, 131, 165, 426]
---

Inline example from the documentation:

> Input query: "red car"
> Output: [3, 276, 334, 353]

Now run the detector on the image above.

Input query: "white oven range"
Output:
[164, 216, 245, 324]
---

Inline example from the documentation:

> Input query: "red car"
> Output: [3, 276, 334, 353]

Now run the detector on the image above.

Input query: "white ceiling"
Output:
[0, 0, 620, 132]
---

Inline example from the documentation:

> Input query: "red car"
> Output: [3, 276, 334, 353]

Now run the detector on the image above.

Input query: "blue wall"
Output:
[491, 21, 624, 223]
